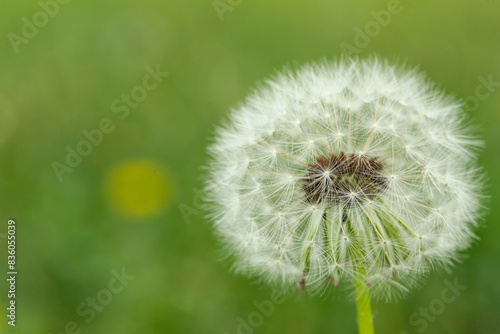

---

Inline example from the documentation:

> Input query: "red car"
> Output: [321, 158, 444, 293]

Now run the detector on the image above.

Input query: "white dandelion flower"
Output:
[205, 58, 483, 303]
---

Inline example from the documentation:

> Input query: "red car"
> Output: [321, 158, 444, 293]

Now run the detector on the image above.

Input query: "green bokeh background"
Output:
[1, 0, 499, 333]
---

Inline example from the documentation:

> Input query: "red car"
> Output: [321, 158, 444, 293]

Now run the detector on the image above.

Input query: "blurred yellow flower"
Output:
[105, 159, 173, 218]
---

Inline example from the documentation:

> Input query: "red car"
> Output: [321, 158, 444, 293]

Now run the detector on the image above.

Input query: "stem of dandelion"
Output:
[354, 272, 375, 334]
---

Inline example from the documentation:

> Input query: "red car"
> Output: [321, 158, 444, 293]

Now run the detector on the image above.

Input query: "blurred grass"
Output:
[0, 0, 499, 333]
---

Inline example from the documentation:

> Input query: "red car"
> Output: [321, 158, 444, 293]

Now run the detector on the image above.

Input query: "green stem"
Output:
[354, 275, 374, 334]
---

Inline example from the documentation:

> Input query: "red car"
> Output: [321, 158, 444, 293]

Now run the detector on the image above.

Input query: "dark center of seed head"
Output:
[302, 152, 388, 205]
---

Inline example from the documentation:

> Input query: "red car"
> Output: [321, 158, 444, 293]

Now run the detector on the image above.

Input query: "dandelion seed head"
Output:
[206, 58, 483, 300]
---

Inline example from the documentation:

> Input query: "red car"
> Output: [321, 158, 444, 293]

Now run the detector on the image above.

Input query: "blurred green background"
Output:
[0, 0, 499, 333]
